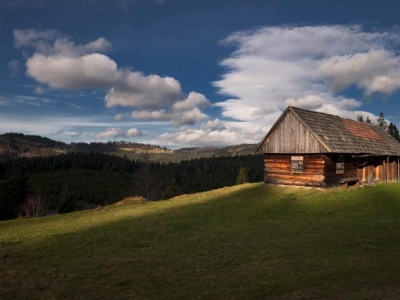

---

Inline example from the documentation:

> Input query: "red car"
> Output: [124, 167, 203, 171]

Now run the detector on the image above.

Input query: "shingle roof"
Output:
[257, 106, 400, 155]
[292, 107, 400, 155]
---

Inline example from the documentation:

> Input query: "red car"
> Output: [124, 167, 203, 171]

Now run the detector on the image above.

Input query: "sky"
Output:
[2, 0, 400, 148]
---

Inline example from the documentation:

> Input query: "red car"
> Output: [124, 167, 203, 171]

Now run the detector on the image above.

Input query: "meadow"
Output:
[2, 183, 400, 299]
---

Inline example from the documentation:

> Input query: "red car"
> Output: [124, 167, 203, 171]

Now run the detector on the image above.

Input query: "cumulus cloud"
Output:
[26, 53, 120, 89]
[213, 25, 400, 132]
[170, 108, 209, 125]
[132, 109, 170, 120]
[172, 92, 211, 111]
[95, 127, 144, 139]
[159, 120, 265, 147]
[201, 119, 226, 131]
[104, 74, 182, 109]
[130, 92, 211, 125]
[16, 28, 209, 127]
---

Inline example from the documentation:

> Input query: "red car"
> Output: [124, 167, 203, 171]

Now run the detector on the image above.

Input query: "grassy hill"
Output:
[2, 183, 400, 299]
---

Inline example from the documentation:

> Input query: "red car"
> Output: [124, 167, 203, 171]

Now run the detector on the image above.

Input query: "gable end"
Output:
[256, 108, 329, 154]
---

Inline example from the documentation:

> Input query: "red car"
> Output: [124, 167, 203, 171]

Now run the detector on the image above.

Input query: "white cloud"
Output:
[159, 119, 265, 147]
[170, 108, 209, 126]
[125, 128, 142, 138]
[213, 25, 400, 137]
[95, 127, 144, 139]
[55, 130, 89, 137]
[14, 29, 112, 56]
[130, 92, 211, 125]
[16, 29, 184, 108]
[17, 29, 209, 127]
[201, 118, 226, 131]
[26, 53, 120, 89]
[319, 50, 400, 95]
[95, 128, 121, 139]
[285, 96, 325, 109]
[132, 109, 170, 120]
[172, 92, 211, 111]
[104, 74, 182, 109]
[8, 60, 19, 77]
[159, 127, 259, 147]
[132, 107, 209, 126]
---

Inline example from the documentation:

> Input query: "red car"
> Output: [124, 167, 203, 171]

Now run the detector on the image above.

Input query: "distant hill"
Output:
[0, 133, 167, 160]
[175, 144, 257, 155]
[0, 132, 257, 162]
[0, 133, 69, 158]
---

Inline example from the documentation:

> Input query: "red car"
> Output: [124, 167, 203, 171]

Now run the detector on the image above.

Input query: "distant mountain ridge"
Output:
[0, 132, 257, 162]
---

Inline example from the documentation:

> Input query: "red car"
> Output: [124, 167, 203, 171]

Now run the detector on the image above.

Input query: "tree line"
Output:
[357, 112, 400, 142]
[0, 152, 263, 220]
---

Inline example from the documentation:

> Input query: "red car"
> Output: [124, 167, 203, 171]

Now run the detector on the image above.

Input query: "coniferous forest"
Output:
[0, 152, 263, 220]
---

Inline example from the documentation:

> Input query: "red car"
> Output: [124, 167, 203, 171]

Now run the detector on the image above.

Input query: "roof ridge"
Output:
[289, 106, 378, 127]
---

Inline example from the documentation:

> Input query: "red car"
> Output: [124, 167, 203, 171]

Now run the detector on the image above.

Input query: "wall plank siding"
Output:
[261, 111, 327, 154]
[264, 154, 326, 187]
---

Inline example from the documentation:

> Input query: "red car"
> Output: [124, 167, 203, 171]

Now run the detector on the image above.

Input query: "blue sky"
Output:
[2, 0, 400, 147]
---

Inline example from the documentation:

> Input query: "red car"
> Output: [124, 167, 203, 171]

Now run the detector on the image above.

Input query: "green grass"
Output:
[2, 183, 400, 299]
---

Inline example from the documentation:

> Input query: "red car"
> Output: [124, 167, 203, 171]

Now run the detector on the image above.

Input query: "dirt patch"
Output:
[113, 196, 148, 206]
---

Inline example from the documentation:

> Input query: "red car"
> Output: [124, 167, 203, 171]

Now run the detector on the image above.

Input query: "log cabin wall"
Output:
[264, 154, 325, 187]
[324, 154, 358, 186]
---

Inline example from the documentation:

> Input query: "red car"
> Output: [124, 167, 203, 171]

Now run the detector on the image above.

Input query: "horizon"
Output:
[1, 0, 400, 147]
[0, 131, 258, 150]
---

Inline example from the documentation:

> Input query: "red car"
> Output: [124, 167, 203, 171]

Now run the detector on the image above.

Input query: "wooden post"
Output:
[387, 156, 389, 182]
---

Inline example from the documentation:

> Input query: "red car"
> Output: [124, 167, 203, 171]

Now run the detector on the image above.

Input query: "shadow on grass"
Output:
[3, 183, 400, 299]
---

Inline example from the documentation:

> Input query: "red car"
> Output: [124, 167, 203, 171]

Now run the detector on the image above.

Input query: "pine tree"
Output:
[389, 123, 400, 142]
[388, 122, 395, 137]
[385, 122, 400, 143]
[357, 115, 364, 122]
[394, 124, 400, 142]
[236, 167, 248, 185]
[377, 112, 388, 131]
[365, 116, 372, 124]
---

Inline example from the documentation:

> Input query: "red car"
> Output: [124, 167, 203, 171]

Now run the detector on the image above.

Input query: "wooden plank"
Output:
[261, 111, 327, 154]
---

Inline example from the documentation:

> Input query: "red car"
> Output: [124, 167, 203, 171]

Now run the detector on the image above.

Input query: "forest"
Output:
[2, 111, 399, 221]
[0, 152, 263, 220]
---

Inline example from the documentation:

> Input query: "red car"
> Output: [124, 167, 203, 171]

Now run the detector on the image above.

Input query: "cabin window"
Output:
[336, 162, 345, 174]
[291, 156, 304, 173]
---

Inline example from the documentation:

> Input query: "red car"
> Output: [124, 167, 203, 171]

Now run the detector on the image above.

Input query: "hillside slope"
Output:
[2, 183, 400, 299]
[0, 132, 256, 162]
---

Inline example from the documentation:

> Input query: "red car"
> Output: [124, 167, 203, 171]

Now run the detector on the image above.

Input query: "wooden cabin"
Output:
[255, 106, 400, 187]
